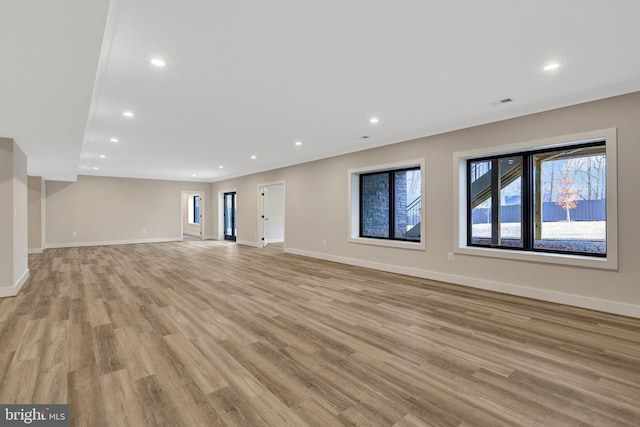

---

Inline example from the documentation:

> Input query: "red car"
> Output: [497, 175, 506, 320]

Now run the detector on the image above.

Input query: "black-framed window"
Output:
[360, 167, 421, 241]
[467, 141, 606, 256]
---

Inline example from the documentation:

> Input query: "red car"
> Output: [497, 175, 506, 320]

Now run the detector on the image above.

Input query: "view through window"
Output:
[360, 167, 421, 241]
[468, 142, 606, 256]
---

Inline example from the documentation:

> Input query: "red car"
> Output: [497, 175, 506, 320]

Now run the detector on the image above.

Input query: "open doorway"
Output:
[181, 191, 204, 240]
[224, 191, 237, 241]
[258, 182, 285, 247]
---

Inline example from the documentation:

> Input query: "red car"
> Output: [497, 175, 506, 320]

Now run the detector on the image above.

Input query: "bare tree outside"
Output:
[555, 172, 579, 222]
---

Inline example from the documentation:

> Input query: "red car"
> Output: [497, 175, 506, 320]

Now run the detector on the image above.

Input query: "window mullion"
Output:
[359, 174, 365, 238]
[491, 158, 500, 245]
[389, 171, 395, 239]
[522, 155, 533, 250]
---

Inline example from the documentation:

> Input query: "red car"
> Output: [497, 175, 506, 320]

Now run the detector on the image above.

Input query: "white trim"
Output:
[28, 248, 43, 254]
[453, 128, 618, 270]
[265, 238, 284, 244]
[0, 269, 29, 298]
[236, 239, 259, 248]
[46, 237, 181, 249]
[348, 237, 424, 250]
[284, 247, 640, 318]
[348, 158, 426, 251]
[181, 190, 204, 241]
[258, 181, 286, 249]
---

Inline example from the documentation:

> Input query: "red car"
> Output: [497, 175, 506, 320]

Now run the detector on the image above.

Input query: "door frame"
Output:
[217, 188, 237, 241]
[180, 191, 204, 241]
[257, 180, 286, 248]
[223, 191, 237, 241]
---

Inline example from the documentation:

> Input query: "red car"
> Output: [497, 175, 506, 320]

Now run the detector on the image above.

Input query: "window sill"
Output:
[454, 245, 617, 270]
[349, 237, 425, 251]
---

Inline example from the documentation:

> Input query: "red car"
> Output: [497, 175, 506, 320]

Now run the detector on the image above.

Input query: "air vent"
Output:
[361, 136, 370, 139]
[500, 98, 513, 104]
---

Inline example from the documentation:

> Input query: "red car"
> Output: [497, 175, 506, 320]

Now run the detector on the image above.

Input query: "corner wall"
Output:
[0, 138, 29, 298]
[28, 176, 45, 253]
[211, 92, 640, 317]
[46, 175, 211, 247]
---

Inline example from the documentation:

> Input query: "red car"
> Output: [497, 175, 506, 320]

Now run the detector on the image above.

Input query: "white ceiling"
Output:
[3, 1, 640, 182]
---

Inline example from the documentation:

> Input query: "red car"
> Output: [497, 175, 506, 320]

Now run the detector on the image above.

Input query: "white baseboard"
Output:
[204, 235, 217, 240]
[236, 239, 260, 248]
[0, 269, 29, 298]
[266, 238, 284, 244]
[28, 248, 43, 254]
[284, 247, 640, 319]
[46, 237, 181, 249]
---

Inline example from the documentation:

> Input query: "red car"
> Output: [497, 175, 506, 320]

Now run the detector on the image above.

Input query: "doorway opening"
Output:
[258, 182, 285, 248]
[181, 191, 204, 240]
[224, 191, 237, 241]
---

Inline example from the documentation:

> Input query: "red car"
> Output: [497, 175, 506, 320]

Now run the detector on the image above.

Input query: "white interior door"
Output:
[261, 187, 269, 247]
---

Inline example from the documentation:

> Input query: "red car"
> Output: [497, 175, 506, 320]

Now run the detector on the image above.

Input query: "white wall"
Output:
[210, 92, 640, 317]
[0, 138, 29, 297]
[46, 176, 211, 247]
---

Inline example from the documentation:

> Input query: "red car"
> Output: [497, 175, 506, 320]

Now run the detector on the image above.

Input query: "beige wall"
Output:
[46, 176, 211, 247]
[0, 138, 29, 297]
[211, 92, 640, 316]
[28, 176, 45, 253]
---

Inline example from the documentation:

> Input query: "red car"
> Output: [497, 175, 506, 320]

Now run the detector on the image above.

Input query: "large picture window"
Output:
[360, 167, 421, 242]
[468, 141, 606, 256]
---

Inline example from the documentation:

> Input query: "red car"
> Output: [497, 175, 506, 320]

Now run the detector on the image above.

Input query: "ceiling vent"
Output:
[499, 98, 513, 104]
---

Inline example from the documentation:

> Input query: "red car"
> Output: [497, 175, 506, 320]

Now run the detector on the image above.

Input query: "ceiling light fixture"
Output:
[192, 174, 197, 177]
[250, 155, 257, 159]
[123, 111, 134, 118]
[219, 165, 224, 169]
[110, 137, 119, 143]
[99, 155, 106, 159]
[543, 62, 560, 71]
[295, 141, 302, 146]
[92, 167, 99, 170]
[370, 117, 379, 124]
[150, 58, 166, 67]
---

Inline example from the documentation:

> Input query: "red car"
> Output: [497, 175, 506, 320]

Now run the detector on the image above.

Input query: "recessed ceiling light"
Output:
[92, 167, 99, 170]
[123, 111, 134, 118]
[250, 155, 257, 159]
[192, 174, 197, 177]
[150, 58, 166, 67]
[295, 141, 302, 146]
[99, 154, 106, 159]
[110, 137, 119, 143]
[370, 117, 379, 124]
[543, 63, 560, 71]
[219, 165, 224, 169]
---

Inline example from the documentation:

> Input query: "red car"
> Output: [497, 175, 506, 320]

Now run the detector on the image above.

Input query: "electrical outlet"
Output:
[447, 252, 454, 261]
[322, 238, 327, 244]
[72, 231, 77, 238]
[142, 229, 146, 235]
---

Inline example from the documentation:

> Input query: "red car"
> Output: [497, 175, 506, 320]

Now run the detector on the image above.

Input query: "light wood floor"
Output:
[1, 241, 639, 426]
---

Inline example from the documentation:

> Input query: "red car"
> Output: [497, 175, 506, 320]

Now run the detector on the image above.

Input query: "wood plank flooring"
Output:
[1, 241, 639, 426]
